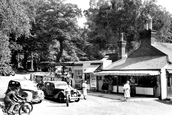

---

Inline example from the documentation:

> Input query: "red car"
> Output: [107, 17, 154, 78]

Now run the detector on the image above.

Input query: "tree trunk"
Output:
[56, 40, 64, 62]
[11, 51, 18, 68]
[23, 51, 28, 70]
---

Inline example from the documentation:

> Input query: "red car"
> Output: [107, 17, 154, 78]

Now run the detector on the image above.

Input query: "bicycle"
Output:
[0, 100, 33, 115]
[65, 89, 70, 107]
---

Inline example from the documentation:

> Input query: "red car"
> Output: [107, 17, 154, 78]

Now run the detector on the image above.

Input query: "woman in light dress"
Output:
[82, 81, 87, 100]
[123, 80, 130, 101]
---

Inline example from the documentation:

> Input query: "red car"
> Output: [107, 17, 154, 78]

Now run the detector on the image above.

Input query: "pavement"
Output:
[88, 91, 159, 102]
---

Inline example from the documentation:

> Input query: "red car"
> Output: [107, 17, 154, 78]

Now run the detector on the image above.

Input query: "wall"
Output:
[160, 67, 167, 99]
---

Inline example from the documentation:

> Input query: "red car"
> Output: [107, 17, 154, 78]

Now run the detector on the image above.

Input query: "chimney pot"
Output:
[121, 33, 124, 41]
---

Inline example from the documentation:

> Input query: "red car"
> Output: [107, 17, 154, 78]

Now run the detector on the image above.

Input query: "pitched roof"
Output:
[152, 42, 172, 63]
[106, 56, 167, 70]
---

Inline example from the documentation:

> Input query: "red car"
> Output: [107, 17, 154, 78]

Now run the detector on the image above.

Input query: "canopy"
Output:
[84, 64, 100, 73]
[167, 70, 172, 74]
[94, 70, 160, 76]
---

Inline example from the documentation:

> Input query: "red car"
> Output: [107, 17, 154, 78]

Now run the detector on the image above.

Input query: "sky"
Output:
[66, 0, 172, 28]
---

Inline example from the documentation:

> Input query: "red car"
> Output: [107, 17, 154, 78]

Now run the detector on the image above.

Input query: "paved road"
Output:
[1, 75, 172, 115]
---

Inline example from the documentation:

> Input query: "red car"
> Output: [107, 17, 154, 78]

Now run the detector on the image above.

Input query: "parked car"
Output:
[42, 81, 81, 103]
[6, 79, 44, 103]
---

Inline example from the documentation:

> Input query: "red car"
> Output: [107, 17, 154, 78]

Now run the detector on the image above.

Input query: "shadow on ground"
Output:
[156, 99, 172, 105]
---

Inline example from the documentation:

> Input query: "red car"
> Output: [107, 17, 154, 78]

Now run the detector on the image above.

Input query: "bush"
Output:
[0, 65, 15, 76]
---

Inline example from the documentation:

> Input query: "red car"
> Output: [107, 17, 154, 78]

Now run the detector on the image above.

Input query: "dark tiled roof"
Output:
[106, 56, 167, 69]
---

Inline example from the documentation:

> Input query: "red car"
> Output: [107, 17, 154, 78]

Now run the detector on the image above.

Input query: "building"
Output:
[71, 59, 112, 90]
[95, 16, 172, 100]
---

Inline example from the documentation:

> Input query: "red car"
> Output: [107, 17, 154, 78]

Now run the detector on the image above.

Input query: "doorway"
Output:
[167, 75, 172, 98]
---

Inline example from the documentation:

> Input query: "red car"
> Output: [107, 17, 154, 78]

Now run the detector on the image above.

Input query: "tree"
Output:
[84, 0, 172, 59]
[0, 0, 38, 74]
[34, 0, 82, 62]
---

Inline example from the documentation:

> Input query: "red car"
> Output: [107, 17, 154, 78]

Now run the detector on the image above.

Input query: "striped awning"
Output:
[94, 70, 160, 76]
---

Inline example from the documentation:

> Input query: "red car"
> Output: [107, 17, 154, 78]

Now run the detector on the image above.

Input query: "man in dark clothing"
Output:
[130, 77, 136, 97]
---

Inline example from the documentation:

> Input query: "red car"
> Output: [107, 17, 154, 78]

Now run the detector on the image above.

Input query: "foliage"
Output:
[0, 31, 12, 75]
[0, 0, 39, 74]
[33, 0, 82, 62]
[0, 0, 38, 37]
[84, 0, 172, 59]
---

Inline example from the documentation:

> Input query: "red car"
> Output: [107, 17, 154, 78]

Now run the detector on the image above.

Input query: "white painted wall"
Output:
[160, 68, 167, 99]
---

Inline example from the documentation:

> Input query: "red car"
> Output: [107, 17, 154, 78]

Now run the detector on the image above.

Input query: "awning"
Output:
[84, 65, 100, 73]
[167, 70, 172, 74]
[94, 70, 160, 76]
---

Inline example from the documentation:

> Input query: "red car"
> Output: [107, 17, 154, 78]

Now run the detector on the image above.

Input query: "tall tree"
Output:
[84, 0, 172, 59]
[0, 0, 38, 74]
[34, 0, 82, 62]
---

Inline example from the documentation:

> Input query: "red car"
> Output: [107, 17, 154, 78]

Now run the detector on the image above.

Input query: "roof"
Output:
[105, 42, 172, 70]
[11, 79, 33, 83]
[105, 56, 167, 70]
[84, 64, 100, 73]
[152, 42, 172, 63]
[45, 80, 67, 84]
[94, 70, 160, 76]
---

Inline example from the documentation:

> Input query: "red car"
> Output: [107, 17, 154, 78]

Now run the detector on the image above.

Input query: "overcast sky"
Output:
[66, 0, 172, 27]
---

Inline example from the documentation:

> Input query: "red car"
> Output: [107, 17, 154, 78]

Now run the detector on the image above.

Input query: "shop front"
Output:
[84, 64, 101, 91]
[95, 70, 161, 97]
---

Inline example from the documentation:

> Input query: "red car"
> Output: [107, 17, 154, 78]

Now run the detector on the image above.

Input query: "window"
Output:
[118, 76, 130, 85]
[74, 70, 83, 80]
[112, 76, 118, 85]
[138, 76, 157, 87]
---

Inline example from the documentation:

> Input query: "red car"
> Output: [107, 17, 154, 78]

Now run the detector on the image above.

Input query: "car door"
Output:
[45, 82, 54, 96]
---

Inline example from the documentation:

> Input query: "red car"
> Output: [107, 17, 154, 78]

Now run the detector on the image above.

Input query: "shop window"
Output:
[85, 73, 90, 84]
[138, 76, 157, 87]
[74, 70, 83, 80]
[118, 76, 130, 85]
[112, 76, 118, 85]
[167, 77, 172, 87]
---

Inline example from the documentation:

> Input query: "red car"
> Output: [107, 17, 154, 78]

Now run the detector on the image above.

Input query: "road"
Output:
[1, 75, 172, 115]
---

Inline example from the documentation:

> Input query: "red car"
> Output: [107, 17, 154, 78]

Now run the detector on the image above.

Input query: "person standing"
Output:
[82, 80, 87, 100]
[108, 78, 113, 93]
[123, 80, 130, 101]
[130, 77, 136, 97]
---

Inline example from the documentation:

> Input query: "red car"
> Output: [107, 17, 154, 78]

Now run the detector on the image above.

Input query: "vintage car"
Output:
[6, 79, 44, 103]
[42, 81, 81, 103]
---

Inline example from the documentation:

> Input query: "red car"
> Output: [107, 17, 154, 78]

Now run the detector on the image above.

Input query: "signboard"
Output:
[90, 74, 96, 87]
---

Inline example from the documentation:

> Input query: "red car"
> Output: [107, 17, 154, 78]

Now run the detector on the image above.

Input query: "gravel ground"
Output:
[1, 74, 172, 115]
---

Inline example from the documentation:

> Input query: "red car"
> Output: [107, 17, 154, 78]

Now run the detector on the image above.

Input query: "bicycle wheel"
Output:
[19, 104, 31, 115]
[66, 95, 69, 107]
[24, 102, 33, 112]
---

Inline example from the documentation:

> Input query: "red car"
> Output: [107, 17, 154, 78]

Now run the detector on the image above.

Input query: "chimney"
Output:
[118, 33, 126, 59]
[141, 14, 157, 43]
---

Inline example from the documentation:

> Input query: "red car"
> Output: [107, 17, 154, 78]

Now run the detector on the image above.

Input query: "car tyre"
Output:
[75, 98, 80, 102]
[37, 100, 42, 104]
[58, 93, 65, 103]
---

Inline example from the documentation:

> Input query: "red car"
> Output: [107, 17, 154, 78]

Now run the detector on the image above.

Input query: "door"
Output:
[167, 75, 172, 98]
[45, 83, 54, 96]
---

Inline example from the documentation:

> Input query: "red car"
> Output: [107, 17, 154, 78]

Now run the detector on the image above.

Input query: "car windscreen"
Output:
[55, 83, 67, 89]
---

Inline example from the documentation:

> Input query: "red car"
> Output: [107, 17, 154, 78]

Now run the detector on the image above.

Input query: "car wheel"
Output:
[58, 93, 65, 103]
[37, 100, 42, 104]
[75, 97, 80, 102]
